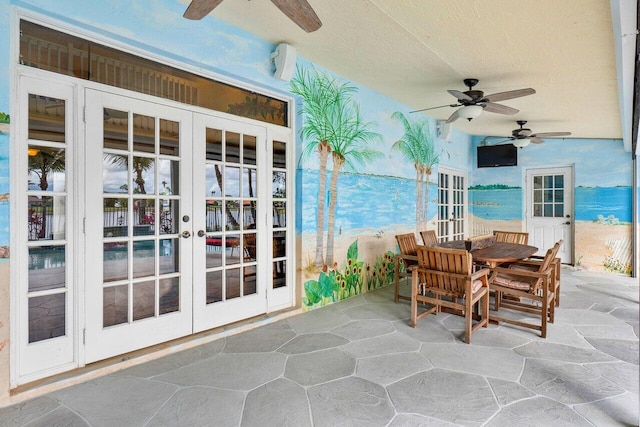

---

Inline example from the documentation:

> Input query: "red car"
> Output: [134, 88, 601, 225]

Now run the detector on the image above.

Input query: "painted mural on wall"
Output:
[470, 138, 632, 275]
[293, 66, 448, 309]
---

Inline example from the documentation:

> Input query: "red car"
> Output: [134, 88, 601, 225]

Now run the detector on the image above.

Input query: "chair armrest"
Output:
[470, 267, 491, 280]
[491, 265, 552, 280]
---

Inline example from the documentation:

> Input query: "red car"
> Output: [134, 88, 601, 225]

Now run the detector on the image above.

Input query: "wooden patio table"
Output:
[437, 241, 538, 268]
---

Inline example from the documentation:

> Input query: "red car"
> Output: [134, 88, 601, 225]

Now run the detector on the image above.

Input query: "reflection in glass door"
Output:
[85, 90, 193, 363]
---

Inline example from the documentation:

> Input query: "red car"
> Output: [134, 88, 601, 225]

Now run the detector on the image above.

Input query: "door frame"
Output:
[524, 165, 574, 264]
[437, 166, 468, 241]
[11, 63, 296, 385]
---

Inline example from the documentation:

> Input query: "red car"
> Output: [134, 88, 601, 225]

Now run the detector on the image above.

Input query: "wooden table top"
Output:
[437, 241, 538, 267]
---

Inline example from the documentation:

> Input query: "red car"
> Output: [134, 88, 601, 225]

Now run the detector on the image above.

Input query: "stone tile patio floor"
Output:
[1, 268, 638, 426]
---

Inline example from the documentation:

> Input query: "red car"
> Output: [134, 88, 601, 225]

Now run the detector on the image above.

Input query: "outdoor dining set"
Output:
[394, 230, 563, 344]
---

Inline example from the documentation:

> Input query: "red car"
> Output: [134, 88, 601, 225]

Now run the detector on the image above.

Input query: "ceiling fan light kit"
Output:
[512, 138, 531, 148]
[458, 105, 483, 120]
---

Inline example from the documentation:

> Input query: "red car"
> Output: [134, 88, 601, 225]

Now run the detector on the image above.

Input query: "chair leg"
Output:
[464, 294, 472, 344]
[394, 262, 400, 303]
[410, 272, 418, 328]
[482, 290, 489, 328]
[541, 281, 548, 338]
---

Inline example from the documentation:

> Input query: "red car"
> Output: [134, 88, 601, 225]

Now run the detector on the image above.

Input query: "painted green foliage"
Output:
[302, 240, 397, 309]
[0, 112, 9, 123]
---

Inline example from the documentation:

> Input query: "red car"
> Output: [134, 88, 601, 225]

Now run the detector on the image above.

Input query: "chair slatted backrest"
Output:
[465, 234, 495, 251]
[420, 230, 438, 246]
[493, 230, 529, 244]
[395, 233, 418, 257]
[416, 245, 472, 298]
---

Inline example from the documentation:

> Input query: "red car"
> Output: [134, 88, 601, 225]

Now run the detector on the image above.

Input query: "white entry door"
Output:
[525, 166, 574, 263]
[84, 90, 194, 362]
[438, 167, 468, 241]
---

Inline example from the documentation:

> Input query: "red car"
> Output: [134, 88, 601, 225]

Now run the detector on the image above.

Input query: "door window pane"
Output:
[206, 164, 223, 197]
[226, 132, 240, 163]
[244, 134, 257, 165]
[159, 200, 177, 234]
[206, 200, 222, 232]
[29, 293, 66, 343]
[103, 154, 129, 194]
[272, 171, 286, 197]
[133, 240, 156, 279]
[159, 238, 179, 274]
[159, 119, 180, 156]
[206, 271, 222, 304]
[273, 260, 286, 289]
[29, 246, 65, 291]
[273, 140, 286, 169]
[158, 159, 179, 196]
[29, 94, 65, 142]
[159, 277, 180, 314]
[133, 280, 155, 321]
[104, 242, 128, 282]
[28, 146, 66, 192]
[242, 167, 257, 198]
[273, 201, 286, 227]
[103, 285, 128, 327]
[206, 235, 223, 268]
[243, 266, 257, 295]
[28, 196, 66, 241]
[225, 166, 240, 197]
[103, 109, 129, 150]
[133, 114, 155, 153]
[226, 268, 240, 300]
[226, 233, 241, 265]
[104, 198, 128, 237]
[205, 128, 223, 161]
[132, 156, 155, 194]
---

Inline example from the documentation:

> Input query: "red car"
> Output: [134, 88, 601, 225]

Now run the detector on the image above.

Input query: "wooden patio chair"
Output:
[420, 230, 438, 246]
[394, 233, 419, 303]
[490, 244, 558, 338]
[511, 240, 563, 307]
[410, 245, 490, 344]
[465, 233, 495, 251]
[493, 230, 529, 244]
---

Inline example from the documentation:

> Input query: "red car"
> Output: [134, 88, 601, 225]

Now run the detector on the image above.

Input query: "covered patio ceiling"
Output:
[178, 0, 638, 153]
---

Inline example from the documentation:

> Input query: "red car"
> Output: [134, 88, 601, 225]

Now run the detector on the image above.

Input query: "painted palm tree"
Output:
[325, 101, 382, 266]
[290, 65, 357, 267]
[391, 112, 439, 233]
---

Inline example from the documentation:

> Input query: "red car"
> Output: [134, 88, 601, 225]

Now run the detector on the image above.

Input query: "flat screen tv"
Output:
[477, 144, 517, 168]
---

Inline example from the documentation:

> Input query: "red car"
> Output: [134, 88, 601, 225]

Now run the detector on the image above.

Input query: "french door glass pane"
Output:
[103, 285, 128, 327]
[29, 94, 65, 142]
[29, 293, 66, 343]
[28, 246, 65, 291]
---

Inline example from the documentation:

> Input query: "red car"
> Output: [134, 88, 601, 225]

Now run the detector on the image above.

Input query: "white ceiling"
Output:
[180, 0, 628, 141]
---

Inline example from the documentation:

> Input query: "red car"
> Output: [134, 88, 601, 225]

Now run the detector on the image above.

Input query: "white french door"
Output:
[191, 114, 268, 332]
[14, 76, 77, 383]
[16, 79, 293, 380]
[525, 166, 574, 263]
[437, 167, 468, 241]
[84, 90, 194, 362]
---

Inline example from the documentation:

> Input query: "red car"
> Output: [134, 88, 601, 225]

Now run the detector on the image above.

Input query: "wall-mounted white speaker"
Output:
[271, 43, 296, 82]
[437, 120, 451, 140]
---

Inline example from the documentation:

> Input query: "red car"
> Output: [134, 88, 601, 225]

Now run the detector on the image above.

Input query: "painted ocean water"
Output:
[300, 169, 632, 234]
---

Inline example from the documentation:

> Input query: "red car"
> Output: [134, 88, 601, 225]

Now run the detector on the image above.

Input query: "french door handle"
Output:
[197, 230, 206, 237]
[181, 231, 191, 238]
[564, 221, 571, 225]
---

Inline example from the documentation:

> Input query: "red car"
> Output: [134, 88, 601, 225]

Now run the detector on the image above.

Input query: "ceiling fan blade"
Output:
[447, 90, 473, 102]
[445, 109, 460, 124]
[271, 0, 322, 32]
[183, 0, 224, 20]
[409, 104, 458, 114]
[483, 88, 536, 102]
[530, 137, 545, 144]
[482, 102, 519, 115]
[531, 132, 572, 138]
